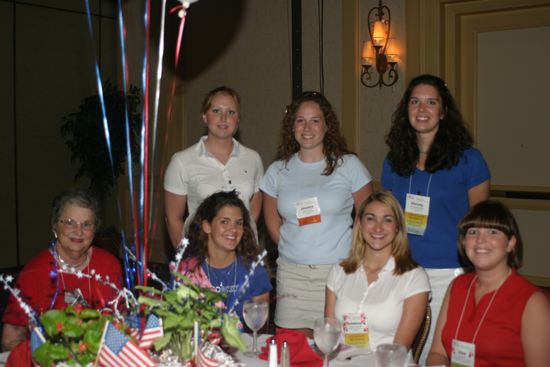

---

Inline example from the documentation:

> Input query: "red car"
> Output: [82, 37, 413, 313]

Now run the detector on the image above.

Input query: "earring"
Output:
[53, 231, 58, 239]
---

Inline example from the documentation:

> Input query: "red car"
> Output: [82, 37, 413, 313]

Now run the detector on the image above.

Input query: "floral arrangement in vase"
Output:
[137, 272, 246, 362]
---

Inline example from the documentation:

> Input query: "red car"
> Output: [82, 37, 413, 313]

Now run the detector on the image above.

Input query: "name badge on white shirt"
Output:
[451, 339, 475, 367]
[405, 193, 430, 235]
[342, 312, 369, 348]
[295, 197, 321, 226]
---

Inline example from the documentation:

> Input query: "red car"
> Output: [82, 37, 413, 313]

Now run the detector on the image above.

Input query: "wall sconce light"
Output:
[361, 0, 398, 88]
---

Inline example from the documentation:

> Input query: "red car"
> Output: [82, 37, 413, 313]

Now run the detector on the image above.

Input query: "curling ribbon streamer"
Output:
[83, 1, 131, 285]
[116, 0, 137, 290]
[138, 0, 152, 286]
[147, 1, 191, 257]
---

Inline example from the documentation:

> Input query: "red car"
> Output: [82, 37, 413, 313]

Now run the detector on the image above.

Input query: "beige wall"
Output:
[179, 0, 346, 169]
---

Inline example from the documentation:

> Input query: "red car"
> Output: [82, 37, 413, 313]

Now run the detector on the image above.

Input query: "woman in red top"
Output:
[1, 188, 123, 352]
[426, 200, 550, 366]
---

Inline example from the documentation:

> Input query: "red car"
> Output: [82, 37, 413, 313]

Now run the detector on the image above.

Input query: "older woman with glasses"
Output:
[1, 188, 123, 352]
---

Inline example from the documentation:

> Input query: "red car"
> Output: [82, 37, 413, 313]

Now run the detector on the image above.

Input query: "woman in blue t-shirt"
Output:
[381, 74, 490, 364]
[178, 190, 272, 322]
[261, 91, 373, 337]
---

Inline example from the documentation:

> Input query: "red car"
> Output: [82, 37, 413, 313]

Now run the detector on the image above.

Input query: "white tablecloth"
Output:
[235, 334, 376, 366]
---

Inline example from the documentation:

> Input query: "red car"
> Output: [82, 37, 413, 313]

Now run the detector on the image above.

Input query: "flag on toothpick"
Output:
[194, 321, 219, 367]
[196, 346, 219, 367]
[97, 321, 155, 367]
[139, 314, 163, 349]
[125, 314, 141, 339]
[30, 327, 46, 353]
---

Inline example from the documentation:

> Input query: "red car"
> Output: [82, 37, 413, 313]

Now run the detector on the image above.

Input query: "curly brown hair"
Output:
[186, 190, 259, 267]
[385, 74, 473, 176]
[276, 91, 352, 175]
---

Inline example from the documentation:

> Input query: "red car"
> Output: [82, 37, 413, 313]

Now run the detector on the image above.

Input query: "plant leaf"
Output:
[153, 331, 172, 351]
[41, 309, 67, 337]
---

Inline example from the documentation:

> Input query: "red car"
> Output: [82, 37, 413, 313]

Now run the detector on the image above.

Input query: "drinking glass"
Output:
[313, 317, 342, 367]
[374, 343, 408, 367]
[242, 300, 269, 357]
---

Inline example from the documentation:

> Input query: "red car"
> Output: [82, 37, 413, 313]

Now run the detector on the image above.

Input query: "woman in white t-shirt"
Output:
[325, 190, 430, 350]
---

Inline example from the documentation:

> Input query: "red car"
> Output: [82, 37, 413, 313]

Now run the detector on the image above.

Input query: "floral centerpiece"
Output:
[137, 271, 246, 363]
[32, 305, 120, 367]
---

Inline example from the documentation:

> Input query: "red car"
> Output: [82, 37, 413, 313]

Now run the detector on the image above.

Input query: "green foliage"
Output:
[137, 273, 246, 362]
[60, 81, 141, 196]
[32, 305, 122, 367]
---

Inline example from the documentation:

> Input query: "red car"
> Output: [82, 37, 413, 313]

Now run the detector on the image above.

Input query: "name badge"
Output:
[64, 288, 89, 307]
[405, 193, 430, 235]
[342, 312, 369, 348]
[295, 197, 321, 226]
[451, 339, 475, 367]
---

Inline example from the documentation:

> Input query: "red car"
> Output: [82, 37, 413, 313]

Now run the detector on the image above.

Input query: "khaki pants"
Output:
[275, 258, 333, 329]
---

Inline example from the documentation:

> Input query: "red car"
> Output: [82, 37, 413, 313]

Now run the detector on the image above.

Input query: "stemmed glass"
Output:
[242, 300, 269, 357]
[313, 317, 342, 367]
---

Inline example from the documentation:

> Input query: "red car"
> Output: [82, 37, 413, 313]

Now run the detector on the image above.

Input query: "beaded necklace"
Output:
[49, 240, 91, 309]
[205, 257, 238, 295]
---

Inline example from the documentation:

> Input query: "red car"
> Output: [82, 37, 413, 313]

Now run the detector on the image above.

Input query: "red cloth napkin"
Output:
[258, 328, 323, 367]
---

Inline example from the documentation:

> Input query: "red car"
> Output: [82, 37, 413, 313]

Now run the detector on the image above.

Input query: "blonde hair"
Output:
[340, 190, 418, 275]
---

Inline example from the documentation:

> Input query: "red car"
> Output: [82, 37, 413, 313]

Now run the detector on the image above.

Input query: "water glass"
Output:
[374, 343, 408, 367]
[242, 300, 269, 356]
[313, 317, 342, 367]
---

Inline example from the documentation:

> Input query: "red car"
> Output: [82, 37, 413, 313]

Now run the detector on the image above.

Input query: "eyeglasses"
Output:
[58, 218, 96, 232]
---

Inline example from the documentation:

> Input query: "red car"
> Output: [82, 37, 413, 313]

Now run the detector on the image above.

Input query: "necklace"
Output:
[205, 258, 238, 294]
[49, 241, 92, 309]
[57, 250, 89, 272]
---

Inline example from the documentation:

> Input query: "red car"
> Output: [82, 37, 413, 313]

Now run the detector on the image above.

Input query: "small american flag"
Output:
[125, 314, 141, 339]
[139, 314, 163, 349]
[98, 322, 155, 367]
[30, 327, 45, 353]
[196, 345, 219, 367]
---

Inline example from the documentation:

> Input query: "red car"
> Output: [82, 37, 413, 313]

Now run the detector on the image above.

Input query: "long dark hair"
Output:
[385, 74, 473, 176]
[276, 91, 352, 175]
[186, 190, 259, 267]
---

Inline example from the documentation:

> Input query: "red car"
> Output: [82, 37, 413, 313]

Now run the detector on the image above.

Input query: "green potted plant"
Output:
[60, 81, 141, 197]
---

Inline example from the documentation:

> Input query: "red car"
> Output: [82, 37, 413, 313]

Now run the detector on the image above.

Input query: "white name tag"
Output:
[342, 312, 369, 348]
[405, 193, 430, 235]
[295, 197, 321, 226]
[451, 339, 475, 367]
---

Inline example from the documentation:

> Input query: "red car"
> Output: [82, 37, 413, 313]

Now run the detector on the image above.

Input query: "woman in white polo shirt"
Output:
[164, 86, 263, 247]
[261, 91, 372, 336]
[325, 190, 430, 351]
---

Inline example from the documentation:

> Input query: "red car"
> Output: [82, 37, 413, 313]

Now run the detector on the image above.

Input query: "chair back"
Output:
[411, 305, 431, 363]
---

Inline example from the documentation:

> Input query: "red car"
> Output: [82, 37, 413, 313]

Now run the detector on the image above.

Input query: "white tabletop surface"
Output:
[235, 334, 376, 366]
